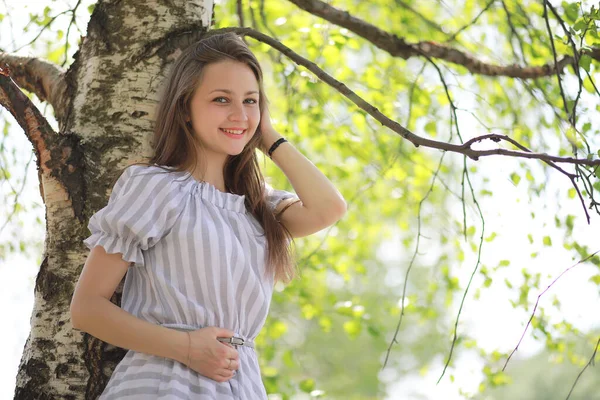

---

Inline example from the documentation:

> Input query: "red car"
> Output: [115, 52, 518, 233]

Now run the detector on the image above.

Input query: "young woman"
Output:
[70, 32, 346, 399]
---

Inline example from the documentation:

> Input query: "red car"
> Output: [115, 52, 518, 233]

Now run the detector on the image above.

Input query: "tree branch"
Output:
[0, 65, 86, 221]
[286, 0, 600, 79]
[211, 27, 600, 168]
[237, 0, 245, 27]
[0, 53, 68, 121]
[0, 66, 57, 175]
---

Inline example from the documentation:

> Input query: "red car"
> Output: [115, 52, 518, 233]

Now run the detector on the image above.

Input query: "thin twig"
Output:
[382, 153, 446, 369]
[237, 0, 245, 27]
[500, 0, 527, 64]
[13, 10, 71, 53]
[0, 151, 34, 235]
[545, 0, 584, 128]
[503, 250, 600, 371]
[438, 158, 485, 383]
[565, 337, 600, 400]
[62, 0, 82, 67]
[542, 2, 570, 130]
[446, 0, 495, 42]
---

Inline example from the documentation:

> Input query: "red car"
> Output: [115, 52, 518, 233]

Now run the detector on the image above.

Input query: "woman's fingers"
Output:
[219, 357, 239, 371]
[215, 367, 235, 382]
[228, 359, 240, 371]
[216, 368, 235, 377]
[224, 346, 239, 362]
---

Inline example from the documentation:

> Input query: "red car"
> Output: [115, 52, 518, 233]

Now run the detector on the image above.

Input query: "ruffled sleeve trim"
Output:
[83, 164, 189, 268]
[83, 231, 145, 267]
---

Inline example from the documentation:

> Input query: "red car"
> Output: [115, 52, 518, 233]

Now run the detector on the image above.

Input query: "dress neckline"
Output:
[155, 165, 247, 213]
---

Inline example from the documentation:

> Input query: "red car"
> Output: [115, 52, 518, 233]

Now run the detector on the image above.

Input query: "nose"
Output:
[228, 102, 248, 122]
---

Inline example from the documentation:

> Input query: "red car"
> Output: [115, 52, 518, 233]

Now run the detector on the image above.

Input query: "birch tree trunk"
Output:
[12, 1, 212, 398]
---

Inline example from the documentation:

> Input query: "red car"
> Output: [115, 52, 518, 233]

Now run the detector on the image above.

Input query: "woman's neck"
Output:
[189, 157, 227, 193]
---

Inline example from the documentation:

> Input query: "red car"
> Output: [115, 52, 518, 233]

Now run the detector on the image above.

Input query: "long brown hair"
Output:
[143, 32, 296, 283]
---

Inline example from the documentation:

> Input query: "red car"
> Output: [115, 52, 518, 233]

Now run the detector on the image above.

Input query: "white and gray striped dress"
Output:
[83, 164, 297, 399]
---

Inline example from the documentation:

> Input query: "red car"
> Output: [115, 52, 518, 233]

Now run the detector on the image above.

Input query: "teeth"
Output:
[222, 129, 244, 135]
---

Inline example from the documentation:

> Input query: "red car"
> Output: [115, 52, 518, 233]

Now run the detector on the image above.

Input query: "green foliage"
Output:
[475, 332, 600, 400]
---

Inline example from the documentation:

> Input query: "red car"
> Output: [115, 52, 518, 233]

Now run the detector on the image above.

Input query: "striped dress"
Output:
[83, 164, 297, 399]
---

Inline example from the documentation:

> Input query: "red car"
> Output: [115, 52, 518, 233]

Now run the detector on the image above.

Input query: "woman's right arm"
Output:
[70, 246, 189, 362]
[70, 246, 239, 382]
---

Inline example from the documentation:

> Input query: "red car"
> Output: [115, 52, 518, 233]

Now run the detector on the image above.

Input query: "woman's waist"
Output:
[160, 322, 256, 349]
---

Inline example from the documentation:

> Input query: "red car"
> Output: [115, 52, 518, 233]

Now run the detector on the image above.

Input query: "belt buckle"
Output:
[230, 336, 245, 346]
[218, 336, 245, 346]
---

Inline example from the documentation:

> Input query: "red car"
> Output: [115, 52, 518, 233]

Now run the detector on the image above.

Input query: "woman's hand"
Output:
[186, 327, 240, 382]
[259, 104, 283, 154]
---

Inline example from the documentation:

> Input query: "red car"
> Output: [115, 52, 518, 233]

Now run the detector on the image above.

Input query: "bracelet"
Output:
[268, 137, 287, 158]
[186, 331, 191, 366]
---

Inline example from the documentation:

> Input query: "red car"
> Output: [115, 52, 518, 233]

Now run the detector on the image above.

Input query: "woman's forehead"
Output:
[197, 60, 259, 93]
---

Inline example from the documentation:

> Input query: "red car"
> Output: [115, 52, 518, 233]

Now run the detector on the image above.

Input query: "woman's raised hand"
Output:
[259, 103, 282, 154]
[186, 327, 240, 382]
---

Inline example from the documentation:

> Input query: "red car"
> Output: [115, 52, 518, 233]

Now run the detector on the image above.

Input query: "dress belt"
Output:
[161, 323, 255, 349]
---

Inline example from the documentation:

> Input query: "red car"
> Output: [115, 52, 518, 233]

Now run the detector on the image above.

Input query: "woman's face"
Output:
[188, 59, 261, 160]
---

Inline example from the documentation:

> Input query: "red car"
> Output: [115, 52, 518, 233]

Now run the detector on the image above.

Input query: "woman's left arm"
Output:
[260, 107, 347, 238]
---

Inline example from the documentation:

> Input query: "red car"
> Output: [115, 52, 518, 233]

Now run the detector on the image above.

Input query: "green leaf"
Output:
[282, 350, 295, 368]
[562, 2, 580, 22]
[367, 325, 381, 338]
[300, 379, 315, 393]
[343, 320, 362, 339]
[485, 232, 497, 242]
[262, 366, 278, 378]
[543, 236, 552, 246]
[580, 54, 592, 72]
[510, 173, 521, 185]
[268, 320, 287, 339]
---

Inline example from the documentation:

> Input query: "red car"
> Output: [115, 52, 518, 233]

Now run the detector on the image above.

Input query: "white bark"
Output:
[14, 1, 213, 398]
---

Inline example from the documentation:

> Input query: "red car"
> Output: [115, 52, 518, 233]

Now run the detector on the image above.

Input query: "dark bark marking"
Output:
[86, 2, 112, 53]
[55, 363, 69, 378]
[14, 358, 53, 400]
[130, 23, 207, 66]
[130, 110, 148, 118]
[34, 257, 73, 307]
[44, 132, 87, 223]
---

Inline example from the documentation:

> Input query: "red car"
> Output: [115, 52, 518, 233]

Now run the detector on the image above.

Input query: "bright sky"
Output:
[1, 1, 599, 399]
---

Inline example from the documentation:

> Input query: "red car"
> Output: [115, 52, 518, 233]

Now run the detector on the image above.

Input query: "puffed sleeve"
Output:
[83, 165, 186, 267]
[264, 182, 300, 214]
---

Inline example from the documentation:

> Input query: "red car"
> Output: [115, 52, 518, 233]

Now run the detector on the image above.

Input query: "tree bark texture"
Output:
[13, 1, 212, 398]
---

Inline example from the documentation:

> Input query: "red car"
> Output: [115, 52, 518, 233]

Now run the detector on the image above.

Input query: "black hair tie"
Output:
[268, 137, 287, 158]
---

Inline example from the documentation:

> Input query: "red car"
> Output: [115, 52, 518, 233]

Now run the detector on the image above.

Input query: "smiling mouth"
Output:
[220, 128, 246, 136]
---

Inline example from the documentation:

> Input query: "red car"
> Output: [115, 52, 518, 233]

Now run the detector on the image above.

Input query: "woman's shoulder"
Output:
[119, 164, 182, 182]
[113, 164, 186, 195]
[121, 163, 174, 178]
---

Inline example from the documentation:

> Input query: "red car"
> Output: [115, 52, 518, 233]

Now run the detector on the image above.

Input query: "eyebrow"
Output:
[209, 89, 259, 95]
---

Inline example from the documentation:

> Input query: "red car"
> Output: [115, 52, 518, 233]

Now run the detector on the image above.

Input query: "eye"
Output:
[244, 98, 258, 104]
[213, 97, 228, 103]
